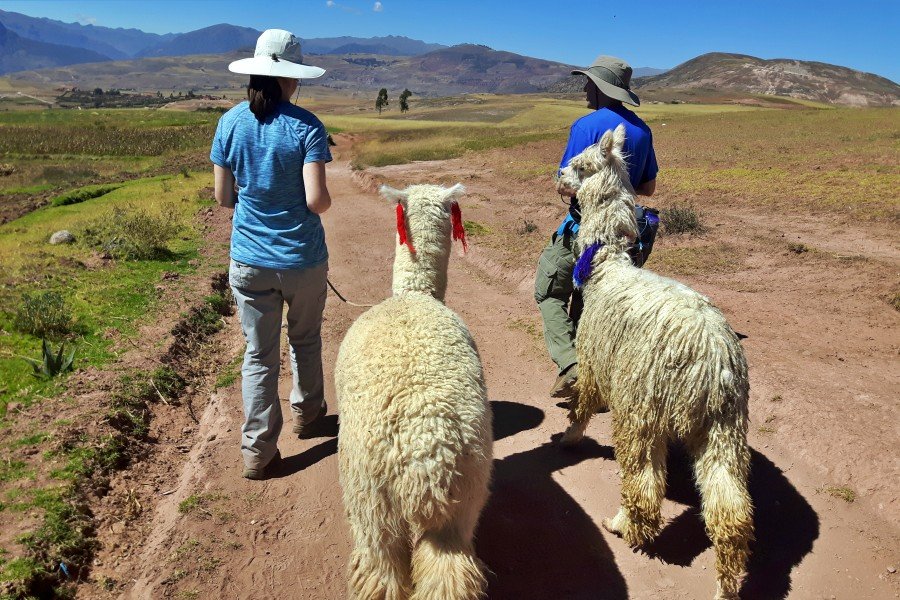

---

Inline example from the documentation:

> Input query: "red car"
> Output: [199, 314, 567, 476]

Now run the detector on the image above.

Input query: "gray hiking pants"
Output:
[229, 259, 328, 469]
[534, 230, 581, 375]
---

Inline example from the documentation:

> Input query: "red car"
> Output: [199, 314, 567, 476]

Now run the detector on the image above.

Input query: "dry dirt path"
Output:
[112, 151, 899, 599]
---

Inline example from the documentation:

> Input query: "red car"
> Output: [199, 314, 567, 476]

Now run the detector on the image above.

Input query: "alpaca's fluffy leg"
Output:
[692, 425, 753, 600]
[560, 397, 591, 446]
[346, 513, 412, 600]
[347, 541, 412, 600]
[410, 523, 486, 600]
[603, 427, 668, 546]
[561, 365, 602, 445]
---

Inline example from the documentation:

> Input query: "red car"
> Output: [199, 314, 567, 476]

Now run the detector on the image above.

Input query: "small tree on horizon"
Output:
[375, 88, 389, 114]
[399, 88, 412, 113]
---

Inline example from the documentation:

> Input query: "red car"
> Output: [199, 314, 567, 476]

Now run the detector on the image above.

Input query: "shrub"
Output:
[660, 204, 704, 235]
[77, 202, 182, 260]
[13, 291, 74, 338]
[516, 219, 537, 235]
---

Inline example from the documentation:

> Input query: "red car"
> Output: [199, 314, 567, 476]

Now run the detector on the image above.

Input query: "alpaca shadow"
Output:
[271, 437, 338, 478]
[634, 444, 819, 599]
[479, 401, 628, 600]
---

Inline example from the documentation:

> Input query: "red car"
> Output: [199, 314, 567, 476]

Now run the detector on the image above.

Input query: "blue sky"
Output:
[3, 0, 899, 81]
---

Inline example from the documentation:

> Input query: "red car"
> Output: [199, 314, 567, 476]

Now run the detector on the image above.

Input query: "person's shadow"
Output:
[477, 401, 628, 600]
[633, 443, 820, 599]
[270, 415, 341, 478]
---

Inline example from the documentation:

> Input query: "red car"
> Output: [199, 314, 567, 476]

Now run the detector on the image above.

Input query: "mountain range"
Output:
[1, 9, 898, 106]
[0, 10, 446, 74]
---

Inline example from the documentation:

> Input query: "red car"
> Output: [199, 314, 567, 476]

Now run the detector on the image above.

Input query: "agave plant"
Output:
[25, 340, 76, 379]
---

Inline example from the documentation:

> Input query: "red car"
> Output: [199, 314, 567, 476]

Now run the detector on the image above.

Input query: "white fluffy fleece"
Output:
[559, 125, 754, 600]
[336, 183, 492, 600]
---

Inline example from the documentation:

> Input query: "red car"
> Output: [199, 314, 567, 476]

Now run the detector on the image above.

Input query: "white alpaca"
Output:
[335, 183, 493, 600]
[558, 125, 753, 600]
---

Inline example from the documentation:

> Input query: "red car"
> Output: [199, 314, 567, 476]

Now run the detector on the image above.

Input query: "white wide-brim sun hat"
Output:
[228, 29, 325, 79]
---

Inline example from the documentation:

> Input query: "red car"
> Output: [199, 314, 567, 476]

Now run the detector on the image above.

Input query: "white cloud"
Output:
[326, 0, 335, 6]
[75, 14, 97, 25]
[373, 1, 383, 11]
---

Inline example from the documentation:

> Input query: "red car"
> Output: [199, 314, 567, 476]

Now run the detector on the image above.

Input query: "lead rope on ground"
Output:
[326, 278, 377, 308]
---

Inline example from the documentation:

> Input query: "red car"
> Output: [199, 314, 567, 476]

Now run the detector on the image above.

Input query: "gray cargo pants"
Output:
[229, 259, 328, 470]
[534, 229, 581, 375]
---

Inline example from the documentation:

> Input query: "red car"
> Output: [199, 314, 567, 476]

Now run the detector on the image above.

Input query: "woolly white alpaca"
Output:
[335, 183, 493, 600]
[557, 125, 753, 600]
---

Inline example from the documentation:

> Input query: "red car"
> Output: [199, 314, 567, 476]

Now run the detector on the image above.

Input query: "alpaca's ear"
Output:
[612, 124, 626, 151]
[443, 183, 466, 201]
[599, 129, 614, 155]
[379, 184, 407, 204]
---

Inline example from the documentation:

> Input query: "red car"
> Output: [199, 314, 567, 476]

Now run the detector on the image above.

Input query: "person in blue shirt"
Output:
[534, 55, 659, 401]
[211, 29, 333, 480]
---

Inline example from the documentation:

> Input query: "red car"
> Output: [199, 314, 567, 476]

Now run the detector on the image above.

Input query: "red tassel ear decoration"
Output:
[450, 201, 468, 253]
[396, 202, 415, 253]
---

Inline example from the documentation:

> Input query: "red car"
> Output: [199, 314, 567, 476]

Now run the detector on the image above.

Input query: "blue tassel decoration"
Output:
[573, 241, 603, 288]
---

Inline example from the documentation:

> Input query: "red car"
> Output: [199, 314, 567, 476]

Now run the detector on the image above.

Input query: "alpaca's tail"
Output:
[694, 422, 754, 600]
[410, 527, 486, 600]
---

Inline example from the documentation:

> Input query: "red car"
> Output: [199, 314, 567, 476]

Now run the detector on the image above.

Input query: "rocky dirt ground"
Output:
[79, 135, 898, 599]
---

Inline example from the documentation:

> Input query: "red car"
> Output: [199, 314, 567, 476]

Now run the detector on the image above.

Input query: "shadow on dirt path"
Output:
[478, 400, 628, 600]
[634, 444, 820, 599]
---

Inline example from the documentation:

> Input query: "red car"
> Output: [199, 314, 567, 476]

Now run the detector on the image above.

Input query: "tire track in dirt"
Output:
[117, 152, 899, 599]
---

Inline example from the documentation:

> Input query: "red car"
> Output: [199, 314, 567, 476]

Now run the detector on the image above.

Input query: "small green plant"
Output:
[660, 204, 704, 235]
[787, 242, 809, 253]
[180, 166, 191, 178]
[13, 291, 74, 338]
[24, 340, 76, 379]
[516, 219, 538, 235]
[463, 220, 491, 236]
[889, 292, 900, 312]
[821, 485, 856, 503]
[77, 202, 182, 260]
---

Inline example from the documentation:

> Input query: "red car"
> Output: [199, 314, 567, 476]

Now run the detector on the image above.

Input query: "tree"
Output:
[375, 88, 389, 114]
[399, 88, 412, 113]
[93, 88, 104, 96]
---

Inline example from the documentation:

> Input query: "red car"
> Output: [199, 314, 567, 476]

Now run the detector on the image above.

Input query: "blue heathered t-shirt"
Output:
[210, 101, 333, 270]
[557, 104, 658, 235]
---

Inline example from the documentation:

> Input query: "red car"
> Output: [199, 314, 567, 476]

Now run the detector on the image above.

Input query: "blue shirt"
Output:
[557, 104, 658, 235]
[210, 101, 333, 269]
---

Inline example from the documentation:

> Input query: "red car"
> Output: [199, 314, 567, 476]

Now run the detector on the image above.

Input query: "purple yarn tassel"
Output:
[573, 241, 603, 289]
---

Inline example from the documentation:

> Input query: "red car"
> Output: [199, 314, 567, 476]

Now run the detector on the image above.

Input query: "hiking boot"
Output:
[242, 450, 280, 481]
[550, 365, 578, 398]
[292, 401, 327, 436]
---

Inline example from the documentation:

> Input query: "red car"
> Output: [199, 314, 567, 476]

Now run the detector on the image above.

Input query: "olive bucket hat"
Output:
[228, 29, 324, 79]
[572, 55, 640, 106]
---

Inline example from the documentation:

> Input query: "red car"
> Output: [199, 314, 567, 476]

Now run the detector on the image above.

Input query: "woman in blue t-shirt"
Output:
[211, 29, 333, 480]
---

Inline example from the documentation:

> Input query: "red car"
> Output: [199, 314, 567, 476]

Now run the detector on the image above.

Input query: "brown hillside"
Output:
[549, 52, 899, 107]
[637, 52, 899, 107]
[8, 44, 575, 97]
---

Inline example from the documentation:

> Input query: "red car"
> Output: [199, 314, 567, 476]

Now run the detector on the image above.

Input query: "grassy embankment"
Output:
[0, 107, 225, 597]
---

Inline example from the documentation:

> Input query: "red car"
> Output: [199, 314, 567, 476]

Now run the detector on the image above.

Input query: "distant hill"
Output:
[137, 24, 260, 58]
[0, 22, 112, 75]
[633, 67, 666, 78]
[635, 52, 900, 107]
[546, 66, 667, 93]
[302, 35, 445, 56]
[8, 43, 576, 96]
[0, 9, 170, 58]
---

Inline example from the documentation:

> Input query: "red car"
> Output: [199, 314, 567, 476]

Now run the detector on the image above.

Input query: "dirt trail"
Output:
[112, 148, 899, 599]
